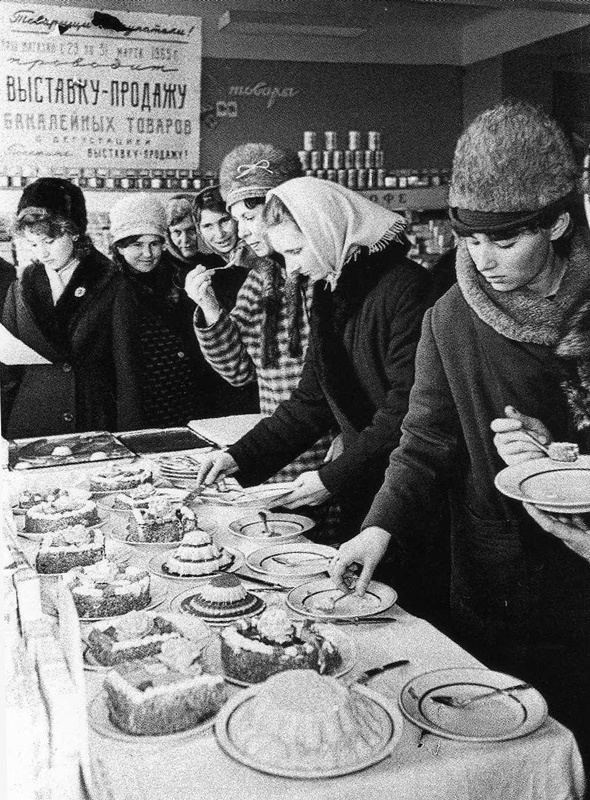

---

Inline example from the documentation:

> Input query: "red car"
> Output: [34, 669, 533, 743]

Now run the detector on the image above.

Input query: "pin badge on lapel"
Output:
[74, 287, 86, 298]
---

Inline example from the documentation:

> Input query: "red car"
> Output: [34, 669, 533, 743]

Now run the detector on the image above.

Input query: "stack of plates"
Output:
[157, 454, 212, 487]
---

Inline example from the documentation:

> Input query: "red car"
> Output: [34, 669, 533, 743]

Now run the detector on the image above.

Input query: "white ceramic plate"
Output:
[96, 487, 194, 515]
[199, 482, 295, 508]
[147, 548, 245, 582]
[229, 512, 315, 542]
[246, 543, 336, 579]
[286, 578, 397, 620]
[169, 586, 266, 626]
[81, 611, 211, 672]
[109, 520, 218, 549]
[214, 682, 403, 779]
[204, 623, 357, 687]
[88, 691, 218, 742]
[399, 668, 547, 742]
[495, 456, 590, 513]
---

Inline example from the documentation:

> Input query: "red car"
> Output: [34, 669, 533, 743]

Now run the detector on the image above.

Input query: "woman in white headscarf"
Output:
[196, 177, 432, 542]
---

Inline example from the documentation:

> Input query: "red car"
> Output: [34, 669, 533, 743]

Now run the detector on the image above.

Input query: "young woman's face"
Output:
[199, 208, 237, 255]
[230, 201, 270, 257]
[117, 235, 164, 273]
[168, 216, 198, 259]
[267, 220, 331, 283]
[21, 229, 76, 272]
[465, 228, 554, 292]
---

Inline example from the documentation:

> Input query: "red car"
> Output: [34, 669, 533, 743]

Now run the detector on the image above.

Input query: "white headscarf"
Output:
[266, 177, 407, 287]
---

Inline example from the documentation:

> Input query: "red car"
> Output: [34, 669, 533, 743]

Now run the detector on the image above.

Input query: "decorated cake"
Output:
[180, 574, 265, 621]
[111, 485, 190, 512]
[35, 525, 105, 574]
[163, 529, 234, 577]
[127, 499, 197, 543]
[65, 560, 151, 618]
[24, 490, 100, 533]
[230, 670, 388, 771]
[220, 607, 341, 683]
[85, 610, 207, 666]
[103, 638, 227, 735]
[89, 463, 153, 493]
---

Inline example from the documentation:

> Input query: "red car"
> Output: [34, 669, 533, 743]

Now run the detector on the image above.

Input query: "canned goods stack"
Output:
[297, 129, 386, 189]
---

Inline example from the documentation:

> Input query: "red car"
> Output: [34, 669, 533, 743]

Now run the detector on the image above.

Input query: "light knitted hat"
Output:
[109, 194, 167, 243]
[449, 102, 577, 233]
[219, 143, 302, 208]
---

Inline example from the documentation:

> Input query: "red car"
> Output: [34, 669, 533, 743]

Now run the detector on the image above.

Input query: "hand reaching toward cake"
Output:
[329, 527, 391, 597]
[196, 451, 239, 486]
[278, 471, 331, 509]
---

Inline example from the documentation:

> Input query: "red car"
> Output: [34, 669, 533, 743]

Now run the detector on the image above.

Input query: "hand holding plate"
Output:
[523, 503, 590, 562]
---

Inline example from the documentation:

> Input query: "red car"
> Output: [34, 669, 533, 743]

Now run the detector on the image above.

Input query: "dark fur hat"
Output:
[449, 102, 577, 213]
[17, 177, 88, 233]
[219, 143, 302, 207]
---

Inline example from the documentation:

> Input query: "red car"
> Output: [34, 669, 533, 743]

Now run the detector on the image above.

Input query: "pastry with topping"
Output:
[24, 490, 99, 533]
[89, 463, 153, 493]
[35, 525, 105, 574]
[163, 529, 234, 577]
[127, 499, 197, 543]
[65, 559, 151, 618]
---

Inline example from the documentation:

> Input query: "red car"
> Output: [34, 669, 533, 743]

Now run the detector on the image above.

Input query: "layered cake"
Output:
[111, 485, 190, 512]
[104, 638, 227, 735]
[180, 574, 265, 621]
[24, 491, 100, 533]
[89, 463, 153, 493]
[220, 607, 341, 683]
[86, 610, 195, 666]
[36, 526, 105, 574]
[231, 670, 389, 771]
[127, 499, 197, 543]
[163, 529, 234, 577]
[65, 560, 151, 618]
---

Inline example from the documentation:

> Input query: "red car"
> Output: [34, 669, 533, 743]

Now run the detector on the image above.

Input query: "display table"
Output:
[3, 437, 586, 800]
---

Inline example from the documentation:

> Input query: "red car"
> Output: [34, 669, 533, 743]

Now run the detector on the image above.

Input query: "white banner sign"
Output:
[0, 3, 202, 172]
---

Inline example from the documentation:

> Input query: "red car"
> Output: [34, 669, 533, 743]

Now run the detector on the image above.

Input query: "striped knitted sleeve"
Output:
[193, 271, 261, 387]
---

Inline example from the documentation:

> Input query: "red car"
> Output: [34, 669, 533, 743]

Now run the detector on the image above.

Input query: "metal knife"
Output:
[356, 659, 410, 684]
[315, 615, 398, 625]
[232, 570, 284, 589]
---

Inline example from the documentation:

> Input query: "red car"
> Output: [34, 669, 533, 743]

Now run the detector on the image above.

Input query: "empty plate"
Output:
[495, 456, 590, 513]
[246, 543, 336, 581]
[229, 512, 314, 541]
[286, 577, 397, 620]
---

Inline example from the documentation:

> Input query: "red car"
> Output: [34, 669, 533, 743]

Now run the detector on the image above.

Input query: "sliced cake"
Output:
[127, 499, 197, 543]
[163, 529, 234, 577]
[103, 638, 227, 735]
[65, 560, 151, 618]
[220, 607, 342, 683]
[179, 574, 265, 621]
[35, 525, 105, 574]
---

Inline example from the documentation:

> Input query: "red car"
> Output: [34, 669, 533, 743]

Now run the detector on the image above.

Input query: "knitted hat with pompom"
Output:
[219, 143, 303, 208]
[449, 102, 578, 235]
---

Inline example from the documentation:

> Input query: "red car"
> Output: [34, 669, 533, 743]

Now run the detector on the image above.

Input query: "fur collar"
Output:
[456, 229, 590, 345]
[555, 297, 590, 432]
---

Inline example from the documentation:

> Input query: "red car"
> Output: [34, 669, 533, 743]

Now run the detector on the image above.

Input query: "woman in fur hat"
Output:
[194, 178, 433, 561]
[1, 177, 144, 438]
[330, 102, 590, 767]
[109, 194, 228, 428]
[184, 144, 335, 490]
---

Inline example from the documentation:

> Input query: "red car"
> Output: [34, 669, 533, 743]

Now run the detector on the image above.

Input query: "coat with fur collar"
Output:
[1, 247, 144, 438]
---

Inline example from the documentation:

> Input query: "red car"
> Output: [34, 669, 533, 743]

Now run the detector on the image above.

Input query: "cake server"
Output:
[232, 569, 284, 589]
[355, 659, 410, 684]
[316, 615, 398, 625]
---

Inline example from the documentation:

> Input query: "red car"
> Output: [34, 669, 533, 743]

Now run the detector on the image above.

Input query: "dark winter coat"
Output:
[1, 248, 144, 438]
[229, 242, 431, 537]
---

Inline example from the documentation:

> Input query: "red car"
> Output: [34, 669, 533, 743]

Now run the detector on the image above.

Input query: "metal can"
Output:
[347, 169, 358, 190]
[332, 150, 344, 170]
[377, 168, 387, 188]
[367, 131, 382, 150]
[303, 131, 317, 151]
[357, 168, 368, 190]
[344, 150, 355, 169]
[298, 150, 311, 171]
[327, 169, 337, 182]
[322, 150, 332, 170]
[316, 169, 327, 180]
[374, 150, 385, 168]
[310, 150, 322, 171]
[337, 169, 348, 186]
[364, 149, 376, 169]
[324, 131, 338, 151]
[348, 130, 362, 151]
[384, 174, 398, 189]
[354, 150, 365, 170]
[305, 169, 316, 178]
[367, 169, 377, 189]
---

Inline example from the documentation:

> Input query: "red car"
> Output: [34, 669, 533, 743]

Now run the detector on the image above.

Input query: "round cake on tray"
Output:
[88, 463, 153, 493]
[227, 670, 391, 772]
[220, 606, 342, 683]
[65, 560, 151, 618]
[24, 490, 100, 533]
[164, 529, 234, 577]
[180, 574, 264, 620]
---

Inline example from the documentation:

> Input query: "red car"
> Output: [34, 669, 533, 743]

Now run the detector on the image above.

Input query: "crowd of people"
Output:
[2, 101, 590, 767]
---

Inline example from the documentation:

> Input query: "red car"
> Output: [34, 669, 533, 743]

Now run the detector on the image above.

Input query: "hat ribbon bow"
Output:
[236, 160, 274, 180]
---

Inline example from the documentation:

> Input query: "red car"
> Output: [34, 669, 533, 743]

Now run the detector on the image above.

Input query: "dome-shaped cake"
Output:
[180, 574, 264, 620]
[164, 529, 234, 577]
[230, 670, 390, 771]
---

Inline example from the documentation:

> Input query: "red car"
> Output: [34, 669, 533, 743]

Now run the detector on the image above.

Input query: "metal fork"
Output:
[430, 682, 531, 709]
